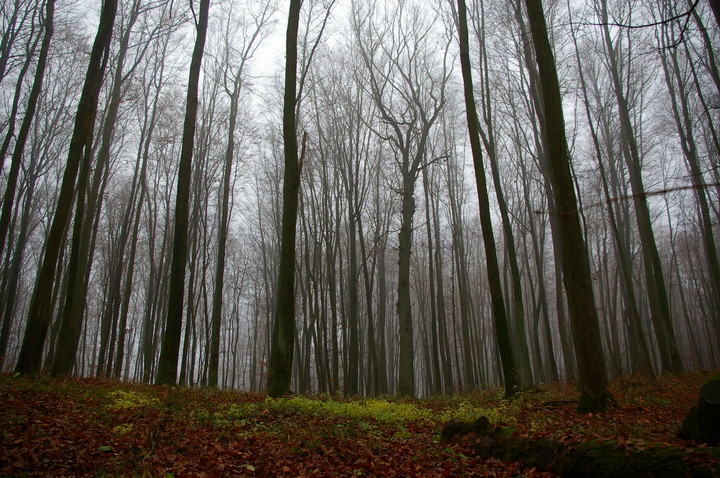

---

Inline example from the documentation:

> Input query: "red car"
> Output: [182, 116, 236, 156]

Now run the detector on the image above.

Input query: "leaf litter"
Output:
[1, 372, 717, 477]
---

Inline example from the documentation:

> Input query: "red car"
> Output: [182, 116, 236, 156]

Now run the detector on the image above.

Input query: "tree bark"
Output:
[523, 0, 612, 412]
[15, 0, 117, 375]
[267, 0, 302, 397]
[456, 0, 518, 398]
[156, 0, 210, 385]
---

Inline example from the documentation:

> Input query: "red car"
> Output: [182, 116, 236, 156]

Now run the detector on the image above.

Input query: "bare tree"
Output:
[0, 0, 53, 274]
[208, 0, 277, 389]
[267, 0, 303, 397]
[593, 0, 683, 374]
[353, 0, 450, 397]
[453, 0, 519, 397]
[156, 0, 211, 385]
[15, 0, 118, 375]
[523, 0, 613, 412]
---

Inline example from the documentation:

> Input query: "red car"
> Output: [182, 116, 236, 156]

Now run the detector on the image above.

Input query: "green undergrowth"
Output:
[106, 389, 160, 410]
[197, 394, 514, 430]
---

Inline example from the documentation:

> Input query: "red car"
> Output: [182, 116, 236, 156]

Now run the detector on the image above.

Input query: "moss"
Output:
[679, 373, 720, 446]
[106, 390, 160, 410]
[445, 418, 720, 478]
[559, 440, 719, 478]
[205, 396, 508, 429]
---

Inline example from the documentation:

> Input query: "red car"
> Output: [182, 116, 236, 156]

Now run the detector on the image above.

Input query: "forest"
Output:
[1, 0, 719, 410]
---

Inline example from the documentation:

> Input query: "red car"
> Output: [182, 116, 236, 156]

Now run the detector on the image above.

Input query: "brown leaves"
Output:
[1, 373, 719, 477]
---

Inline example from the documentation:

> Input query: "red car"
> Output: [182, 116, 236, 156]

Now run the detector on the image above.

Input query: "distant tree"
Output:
[0, 0, 53, 272]
[568, 8, 654, 377]
[51, 0, 172, 378]
[0, 1, 41, 173]
[593, 0, 683, 375]
[353, 0, 450, 397]
[208, 0, 277, 389]
[656, 2, 720, 365]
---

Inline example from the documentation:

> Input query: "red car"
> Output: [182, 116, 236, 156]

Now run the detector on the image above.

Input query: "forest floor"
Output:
[1, 371, 718, 477]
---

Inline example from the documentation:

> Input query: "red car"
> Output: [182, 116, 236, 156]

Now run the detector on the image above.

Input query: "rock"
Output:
[439, 416, 494, 445]
[680, 374, 720, 446]
[441, 416, 720, 477]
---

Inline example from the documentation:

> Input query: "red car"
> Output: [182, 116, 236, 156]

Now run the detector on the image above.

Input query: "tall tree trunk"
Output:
[513, 7, 576, 382]
[568, 11, 654, 377]
[448, 177, 475, 390]
[523, 0, 612, 412]
[456, 0, 518, 398]
[267, 0, 302, 397]
[15, 0, 117, 375]
[345, 198, 360, 395]
[208, 76, 239, 389]
[470, 0, 532, 390]
[156, 0, 210, 385]
[52, 2, 146, 376]
[0, 149, 40, 370]
[397, 169, 416, 397]
[421, 167, 442, 396]
[596, 0, 683, 374]
[432, 160, 453, 394]
[659, 28, 720, 354]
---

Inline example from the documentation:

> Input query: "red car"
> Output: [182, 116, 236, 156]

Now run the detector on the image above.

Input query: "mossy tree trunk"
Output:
[267, 0, 302, 398]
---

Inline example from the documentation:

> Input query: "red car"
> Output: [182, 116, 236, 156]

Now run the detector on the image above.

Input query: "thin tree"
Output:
[594, 0, 683, 374]
[14, 0, 117, 375]
[0, 0, 53, 272]
[568, 6, 654, 377]
[454, 0, 519, 398]
[208, 0, 276, 389]
[156, 0, 211, 385]
[353, 0, 449, 397]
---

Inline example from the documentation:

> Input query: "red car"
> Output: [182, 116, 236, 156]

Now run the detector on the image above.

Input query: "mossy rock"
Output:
[679, 373, 720, 446]
[558, 440, 718, 478]
[443, 417, 720, 477]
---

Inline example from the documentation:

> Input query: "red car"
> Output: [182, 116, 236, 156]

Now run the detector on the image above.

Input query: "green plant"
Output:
[107, 390, 160, 410]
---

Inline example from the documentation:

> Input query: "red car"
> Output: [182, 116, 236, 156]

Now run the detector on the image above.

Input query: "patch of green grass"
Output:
[107, 389, 160, 410]
[198, 394, 511, 435]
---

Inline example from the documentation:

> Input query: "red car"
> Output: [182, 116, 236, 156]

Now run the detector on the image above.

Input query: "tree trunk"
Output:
[267, 0, 302, 397]
[568, 14, 654, 377]
[523, 0, 612, 412]
[456, 0, 518, 398]
[659, 29, 720, 357]
[15, 0, 117, 375]
[397, 170, 416, 397]
[596, 0, 682, 374]
[156, 0, 210, 385]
